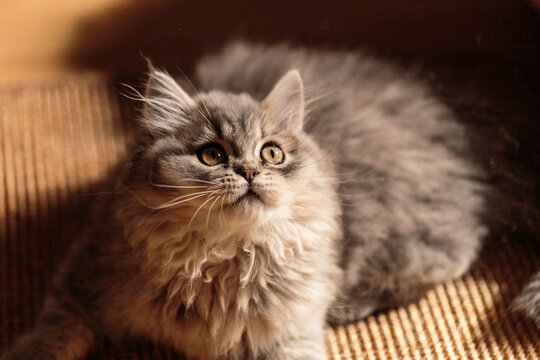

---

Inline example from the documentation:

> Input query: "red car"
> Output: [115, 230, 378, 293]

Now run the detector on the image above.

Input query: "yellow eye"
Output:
[261, 144, 284, 164]
[199, 144, 227, 166]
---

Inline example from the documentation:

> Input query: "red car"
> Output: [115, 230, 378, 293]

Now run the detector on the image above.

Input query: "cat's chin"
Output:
[228, 196, 265, 216]
[230, 189, 263, 207]
[224, 191, 280, 223]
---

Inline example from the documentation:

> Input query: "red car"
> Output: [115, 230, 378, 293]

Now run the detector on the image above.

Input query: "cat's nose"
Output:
[236, 168, 259, 183]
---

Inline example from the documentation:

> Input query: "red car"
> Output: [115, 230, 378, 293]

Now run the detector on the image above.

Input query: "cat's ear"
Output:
[140, 65, 196, 136]
[262, 70, 305, 132]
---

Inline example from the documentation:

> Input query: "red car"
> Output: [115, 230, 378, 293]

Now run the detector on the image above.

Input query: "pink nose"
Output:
[237, 168, 259, 183]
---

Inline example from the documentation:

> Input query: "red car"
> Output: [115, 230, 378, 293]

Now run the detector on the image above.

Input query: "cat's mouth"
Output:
[231, 189, 262, 206]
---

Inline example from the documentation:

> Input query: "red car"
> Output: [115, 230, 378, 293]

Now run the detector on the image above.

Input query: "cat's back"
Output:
[196, 41, 399, 98]
[196, 42, 468, 158]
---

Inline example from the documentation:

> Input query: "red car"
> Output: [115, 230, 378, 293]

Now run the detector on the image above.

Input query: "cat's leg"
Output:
[328, 226, 484, 324]
[1, 298, 95, 360]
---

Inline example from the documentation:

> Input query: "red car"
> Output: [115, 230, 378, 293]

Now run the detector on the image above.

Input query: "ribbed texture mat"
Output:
[0, 78, 538, 359]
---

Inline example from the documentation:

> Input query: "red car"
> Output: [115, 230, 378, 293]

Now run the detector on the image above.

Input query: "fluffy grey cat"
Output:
[2, 42, 538, 360]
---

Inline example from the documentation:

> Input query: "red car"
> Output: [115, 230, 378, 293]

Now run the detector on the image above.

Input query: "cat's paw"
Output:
[326, 300, 378, 325]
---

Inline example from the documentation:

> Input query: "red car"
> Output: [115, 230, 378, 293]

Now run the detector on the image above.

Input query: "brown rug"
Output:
[0, 77, 538, 359]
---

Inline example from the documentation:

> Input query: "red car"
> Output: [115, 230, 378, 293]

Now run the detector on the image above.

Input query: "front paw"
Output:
[326, 297, 378, 325]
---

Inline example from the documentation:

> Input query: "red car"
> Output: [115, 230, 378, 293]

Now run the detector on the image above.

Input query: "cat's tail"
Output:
[1, 300, 95, 360]
[513, 270, 540, 328]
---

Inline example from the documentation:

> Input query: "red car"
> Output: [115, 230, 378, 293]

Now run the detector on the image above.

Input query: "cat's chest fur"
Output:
[132, 218, 339, 359]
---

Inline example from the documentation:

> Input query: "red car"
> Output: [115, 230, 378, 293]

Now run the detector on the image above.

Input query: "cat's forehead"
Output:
[196, 92, 262, 141]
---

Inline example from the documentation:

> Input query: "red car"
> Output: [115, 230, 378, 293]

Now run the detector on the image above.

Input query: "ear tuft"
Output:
[139, 63, 196, 136]
[262, 70, 305, 132]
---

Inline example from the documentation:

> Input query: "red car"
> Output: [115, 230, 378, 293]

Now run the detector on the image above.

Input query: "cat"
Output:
[2, 42, 538, 360]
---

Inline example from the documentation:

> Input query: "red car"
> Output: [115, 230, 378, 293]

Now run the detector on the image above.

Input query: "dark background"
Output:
[66, 0, 540, 73]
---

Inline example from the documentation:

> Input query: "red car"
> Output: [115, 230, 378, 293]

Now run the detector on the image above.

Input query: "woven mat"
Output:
[0, 77, 538, 359]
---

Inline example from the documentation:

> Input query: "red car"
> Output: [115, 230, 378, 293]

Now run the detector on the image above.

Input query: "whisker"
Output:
[159, 190, 217, 207]
[148, 168, 217, 188]
[123, 185, 155, 209]
[153, 192, 217, 210]
[180, 178, 218, 185]
[121, 84, 179, 110]
[150, 181, 208, 189]
[120, 83, 145, 100]
[121, 83, 191, 124]
[206, 195, 221, 230]
[188, 195, 217, 228]
[219, 195, 226, 228]
[125, 183, 218, 210]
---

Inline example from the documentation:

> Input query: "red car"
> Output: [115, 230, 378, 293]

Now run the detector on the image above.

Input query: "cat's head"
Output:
[123, 66, 335, 232]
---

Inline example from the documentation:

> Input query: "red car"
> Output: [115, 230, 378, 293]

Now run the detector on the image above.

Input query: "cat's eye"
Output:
[198, 144, 227, 166]
[261, 144, 284, 164]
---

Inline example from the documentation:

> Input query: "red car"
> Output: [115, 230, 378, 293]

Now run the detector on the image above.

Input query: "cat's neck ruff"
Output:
[139, 210, 309, 272]
[126, 207, 336, 357]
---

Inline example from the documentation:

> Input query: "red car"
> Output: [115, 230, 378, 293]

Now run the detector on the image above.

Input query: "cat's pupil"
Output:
[270, 149, 275, 158]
